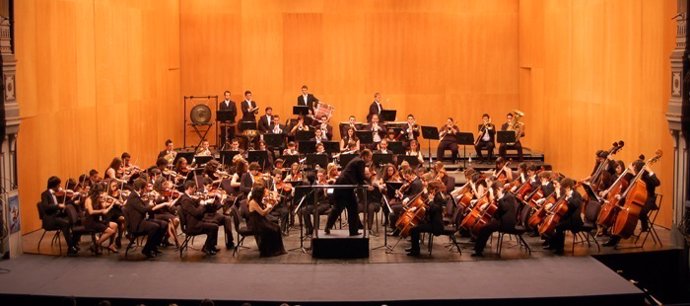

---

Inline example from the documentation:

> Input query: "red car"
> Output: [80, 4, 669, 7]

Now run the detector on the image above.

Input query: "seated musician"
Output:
[603, 158, 660, 247]
[273, 158, 286, 176]
[83, 183, 118, 255]
[256, 140, 274, 168]
[301, 170, 332, 236]
[290, 115, 310, 135]
[125, 179, 168, 258]
[157, 139, 177, 164]
[40, 176, 78, 256]
[340, 115, 359, 137]
[174, 157, 191, 183]
[474, 114, 496, 163]
[196, 140, 212, 156]
[437, 117, 460, 164]
[105, 157, 129, 185]
[152, 179, 181, 248]
[178, 180, 220, 255]
[200, 178, 235, 249]
[390, 167, 424, 235]
[498, 112, 524, 162]
[88, 169, 102, 187]
[247, 184, 287, 257]
[267, 169, 290, 233]
[472, 182, 517, 257]
[283, 141, 299, 156]
[340, 127, 360, 152]
[492, 157, 513, 183]
[385, 129, 398, 143]
[376, 138, 392, 154]
[543, 178, 583, 255]
[400, 114, 420, 147]
[121, 152, 141, 177]
[406, 139, 424, 165]
[382, 163, 401, 183]
[104, 179, 126, 248]
[314, 142, 328, 156]
[230, 156, 249, 194]
[314, 115, 333, 139]
[312, 128, 328, 143]
[367, 114, 385, 149]
[239, 162, 262, 209]
[406, 180, 446, 256]
[359, 168, 383, 235]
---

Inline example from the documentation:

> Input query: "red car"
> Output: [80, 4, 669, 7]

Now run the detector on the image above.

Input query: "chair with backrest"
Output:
[178, 206, 207, 258]
[63, 204, 98, 255]
[571, 200, 601, 253]
[122, 204, 151, 259]
[36, 202, 63, 255]
[635, 193, 663, 247]
[230, 206, 255, 257]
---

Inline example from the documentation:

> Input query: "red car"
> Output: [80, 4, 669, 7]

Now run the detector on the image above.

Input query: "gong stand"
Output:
[183, 95, 219, 149]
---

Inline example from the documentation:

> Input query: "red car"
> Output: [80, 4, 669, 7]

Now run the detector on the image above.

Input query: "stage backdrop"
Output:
[15, 0, 181, 233]
[14, 0, 678, 232]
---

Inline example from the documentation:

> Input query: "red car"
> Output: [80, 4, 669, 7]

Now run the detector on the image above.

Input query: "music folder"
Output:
[281, 154, 300, 167]
[293, 105, 309, 116]
[263, 133, 285, 148]
[306, 153, 328, 169]
[193, 155, 214, 165]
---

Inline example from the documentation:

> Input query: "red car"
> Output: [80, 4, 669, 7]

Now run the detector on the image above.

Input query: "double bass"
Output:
[610, 151, 662, 239]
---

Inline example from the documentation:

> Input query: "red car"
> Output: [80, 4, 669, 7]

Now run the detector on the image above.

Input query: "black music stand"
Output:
[248, 150, 270, 170]
[397, 154, 421, 168]
[263, 133, 285, 149]
[239, 121, 257, 132]
[295, 130, 315, 142]
[293, 105, 309, 116]
[290, 183, 311, 254]
[306, 153, 329, 169]
[355, 131, 374, 145]
[298, 141, 317, 155]
[338, 153, 358, 168]
[193, 155, 214, 166]
[456, 132, 475, 169]
[173, 151, 195, 166]
[388, 141, 404, 155]
[373, 153, 394, 167]
[421, 126, 440, 168]
[219, 150, 240, 167]
[323, 141, 340, 155]
[580, 183, 601, 203]
[380, 109, 397, 122]
[372, 194, 396, 253]
[497, 131, 516, 144]
[217, 110, 236, 148]
[281, 155, 300, 168]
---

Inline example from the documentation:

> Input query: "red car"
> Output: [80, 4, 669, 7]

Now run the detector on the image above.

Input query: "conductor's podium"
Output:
[312, 229, 369, 259]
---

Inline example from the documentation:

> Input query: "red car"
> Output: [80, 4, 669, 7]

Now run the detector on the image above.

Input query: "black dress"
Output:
[247, 208, 286, 257]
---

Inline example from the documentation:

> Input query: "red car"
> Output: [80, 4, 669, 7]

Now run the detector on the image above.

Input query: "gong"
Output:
[190, 104, 212, 125]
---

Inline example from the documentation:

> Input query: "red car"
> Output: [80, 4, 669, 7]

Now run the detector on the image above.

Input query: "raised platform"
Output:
[0, 254, 645, 306]
[311, 229, 369, 259]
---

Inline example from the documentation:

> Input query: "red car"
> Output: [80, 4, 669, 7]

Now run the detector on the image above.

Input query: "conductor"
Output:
[325, 149, 373, 236]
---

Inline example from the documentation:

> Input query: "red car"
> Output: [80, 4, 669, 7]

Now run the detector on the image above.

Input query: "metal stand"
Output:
[372, 195, 394, 253]
[288, 192, 311, 254]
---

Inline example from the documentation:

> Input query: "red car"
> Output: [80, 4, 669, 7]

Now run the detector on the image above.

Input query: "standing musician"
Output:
[158, 139, 177, 165]
[219, 90, 238, 144]
[474, 113, 496, 163]
[196, 140, 212, 156]
[472, 182, 518, 257]
[179, 180, 221, 256]
[240, 90, 259, 125]
[297, 85, 319, 115]
[367, 114, 385, 148]
[543, 178, 583, 255]
[406, 180, 446, 256]
[40, 176, 78, 256]
[325, 149, 373, 236]
[367, 92, 384, 122]
[399, 114, 420, 147]
[125, 179, 168, 258]
[499, 112, 524, 161]
[257, 107, 274, 134]
[437, 117, 460, 164]
[603, 157, 660, 247]
[390, 167, 424, 234]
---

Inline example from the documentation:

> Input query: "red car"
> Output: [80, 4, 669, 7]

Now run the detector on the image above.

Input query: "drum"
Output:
[314, 102, 335, 120]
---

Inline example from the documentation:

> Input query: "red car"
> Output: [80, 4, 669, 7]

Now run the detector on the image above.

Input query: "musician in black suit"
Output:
[325, 149, 373, 236]
[257, 107, 275, 134]
[437, 117, 460, 164]
[238, 162, 261, 218]
[219, 90, 238, 144]
[389, 168, 424, 234]
[240, 90, 258, 124]
[399, 114, 420, 147]
[603, 158, 660, 247]
[472, 182, 518, 257]
[157, 139, 176, 162]
[498, 112, 524, 161]
[367, 92, 383, 122]
[474, 114, 496, 163]
[297, 85, 318, 114]
[125, 179, 167, 258]
[544, 178, 583, 254]
[39, 176, 78, 256]
[179, 180, 220, 255]
[406, 180, 446, 256]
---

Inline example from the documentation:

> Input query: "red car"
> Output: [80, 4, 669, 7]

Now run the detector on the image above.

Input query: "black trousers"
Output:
[137, 220, 163, 253]
[358, 201, 381, 230]
[389, 203, 404, 230]
[326, 190, 361, 235]
[204, 213, 234, 245]
[220, 123, 235, 147]
[410, 223, 435, 252]
[437, 139, 458, 163]
[474, 220, 500, 253]
[499, 141, 523, 161]
[43, 217, 75, 249]
[546, 222, 580, 251]
[302, 203, 331, 234]
[475, 140, 495, 160]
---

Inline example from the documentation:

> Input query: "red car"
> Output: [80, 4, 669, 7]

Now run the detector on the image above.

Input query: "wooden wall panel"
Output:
[519, 0, 677, 227]
[15, 0, 181, 233]
[180, 0, 520, 141]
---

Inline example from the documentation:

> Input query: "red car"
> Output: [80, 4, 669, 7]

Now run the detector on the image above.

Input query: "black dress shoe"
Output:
[602, 240, 617, 247]
[471, 252, 484, 257]
[212, 246, 221, 252]
[324, 228, 331, 235]
[406, 250, 420, 257]
[553, 249, 564, 255]
[67, 247, 79, 257]
[142, 250, 156, 259]
[541, 240, 550, 246]
[202, 248, 217, 256]
[405, 247, 413, 252]
[226, 242, 235, 250]
[542, 245, 555, 250]
[349, 231, 362, 236]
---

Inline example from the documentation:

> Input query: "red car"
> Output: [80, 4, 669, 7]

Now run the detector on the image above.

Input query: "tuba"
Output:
[507, 110, 525, 145]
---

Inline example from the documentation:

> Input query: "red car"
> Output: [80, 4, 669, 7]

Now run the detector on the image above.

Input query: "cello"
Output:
[586, 141, 624, 193]
[611, 151, 662, 239]
[395, 192, 427, 238]
[537, 193, 570, 237]
[596, 167, 632, 228]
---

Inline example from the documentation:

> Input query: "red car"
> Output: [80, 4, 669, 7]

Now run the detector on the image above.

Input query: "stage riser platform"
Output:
[312, 230, 369, 259]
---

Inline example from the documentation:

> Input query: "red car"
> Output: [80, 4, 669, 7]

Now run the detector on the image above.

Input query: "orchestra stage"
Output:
[7, 225, 687, 305]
